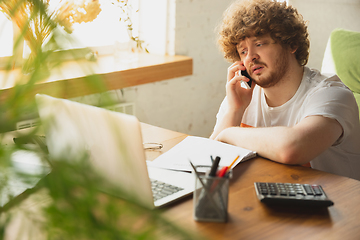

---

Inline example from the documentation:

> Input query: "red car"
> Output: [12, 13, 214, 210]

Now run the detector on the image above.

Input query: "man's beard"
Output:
[252, 48, 290, 88]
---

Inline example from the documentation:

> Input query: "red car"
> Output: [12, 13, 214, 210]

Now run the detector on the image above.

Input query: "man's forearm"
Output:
[215, 126, 297, 163]
[214, 115, 343, 165]
[214, 125, 330, 165]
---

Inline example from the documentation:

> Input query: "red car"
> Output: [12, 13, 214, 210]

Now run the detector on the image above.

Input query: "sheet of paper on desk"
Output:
[147, 136, 257, 172]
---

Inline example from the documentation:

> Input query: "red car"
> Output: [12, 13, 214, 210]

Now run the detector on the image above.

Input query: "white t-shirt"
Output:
[215, 67, 360, 180]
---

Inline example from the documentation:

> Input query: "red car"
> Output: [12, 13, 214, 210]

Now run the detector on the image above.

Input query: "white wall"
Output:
[121, 0, 233, 137]
[289, 0, 360, 70]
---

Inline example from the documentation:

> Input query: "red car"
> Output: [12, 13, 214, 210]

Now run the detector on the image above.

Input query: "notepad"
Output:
[147, 136, 257, 172]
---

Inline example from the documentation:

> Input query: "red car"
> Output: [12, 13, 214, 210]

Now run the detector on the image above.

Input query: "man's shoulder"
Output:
[304, 67, 349, 92]
[305, 67, 339, 82]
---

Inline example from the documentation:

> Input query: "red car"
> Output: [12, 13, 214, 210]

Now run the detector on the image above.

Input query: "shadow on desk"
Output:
[263, 204, 332, 217]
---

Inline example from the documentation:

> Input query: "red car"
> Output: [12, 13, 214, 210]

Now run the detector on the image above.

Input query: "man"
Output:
[210, 0, 360, 180]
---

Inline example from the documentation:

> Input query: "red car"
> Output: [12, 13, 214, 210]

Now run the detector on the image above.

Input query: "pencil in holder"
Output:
[192, 165, 231, 222]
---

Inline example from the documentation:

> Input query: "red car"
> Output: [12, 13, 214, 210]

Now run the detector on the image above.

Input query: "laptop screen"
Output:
[36, 94, 155, 209]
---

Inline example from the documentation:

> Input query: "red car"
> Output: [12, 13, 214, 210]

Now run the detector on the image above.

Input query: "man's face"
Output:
[237, 34, 291, 88]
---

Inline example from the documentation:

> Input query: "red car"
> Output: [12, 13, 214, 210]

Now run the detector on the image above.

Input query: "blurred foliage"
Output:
[0, 0, 196, 239]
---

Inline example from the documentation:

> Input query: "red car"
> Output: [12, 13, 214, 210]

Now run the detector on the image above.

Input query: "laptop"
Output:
[35, 94, 194, 208]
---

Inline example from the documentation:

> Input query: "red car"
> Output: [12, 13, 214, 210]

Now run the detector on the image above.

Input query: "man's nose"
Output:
[246, 47, 259, 63]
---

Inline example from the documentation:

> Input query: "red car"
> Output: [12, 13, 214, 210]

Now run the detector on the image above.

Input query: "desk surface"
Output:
[141, 123, 360, 240]
[3, 124, 360, 239]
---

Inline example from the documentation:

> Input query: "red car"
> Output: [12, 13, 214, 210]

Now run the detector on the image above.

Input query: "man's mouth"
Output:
[251, 65, 264, 75]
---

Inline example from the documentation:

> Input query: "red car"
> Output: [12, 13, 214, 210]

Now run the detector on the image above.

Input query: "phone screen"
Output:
[241, 70, 253, 88]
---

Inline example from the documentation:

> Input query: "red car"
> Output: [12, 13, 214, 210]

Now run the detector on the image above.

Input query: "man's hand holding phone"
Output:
[210, 62, 255, 140]
[240, 70, 252, 89]
[226, 62, 254, 112]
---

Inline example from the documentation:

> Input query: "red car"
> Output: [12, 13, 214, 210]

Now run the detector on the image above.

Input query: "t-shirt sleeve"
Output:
[214, 97, 228, 128]
[302, 84, 359, 144]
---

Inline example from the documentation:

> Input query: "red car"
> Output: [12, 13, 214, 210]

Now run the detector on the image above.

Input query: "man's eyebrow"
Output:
[237, 43, 245, 49]
[237, 38, 257, 49]
[253, 36, 267, 41]
[237, 35, 270, 49]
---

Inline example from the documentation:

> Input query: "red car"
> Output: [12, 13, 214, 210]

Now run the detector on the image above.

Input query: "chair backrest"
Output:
[321, 28, 360, 120]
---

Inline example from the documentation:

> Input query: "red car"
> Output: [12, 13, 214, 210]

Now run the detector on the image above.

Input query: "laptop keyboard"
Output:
[150, 179, 184, 201]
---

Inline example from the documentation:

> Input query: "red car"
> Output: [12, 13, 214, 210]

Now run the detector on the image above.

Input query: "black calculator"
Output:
[254, 182, 334, 207]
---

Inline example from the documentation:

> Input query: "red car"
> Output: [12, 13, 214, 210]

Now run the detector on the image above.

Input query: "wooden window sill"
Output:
[0, 53, 193, 101]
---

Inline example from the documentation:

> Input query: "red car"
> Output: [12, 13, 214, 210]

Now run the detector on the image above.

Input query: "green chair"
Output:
[321, 28, 360, 120]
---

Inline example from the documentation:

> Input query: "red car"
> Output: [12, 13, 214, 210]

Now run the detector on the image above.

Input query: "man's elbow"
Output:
[276, 144, 308, 165]
[277, 151, 301, 165]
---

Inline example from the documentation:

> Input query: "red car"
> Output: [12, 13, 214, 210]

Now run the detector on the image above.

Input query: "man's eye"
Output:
[256, 41, 269, 47]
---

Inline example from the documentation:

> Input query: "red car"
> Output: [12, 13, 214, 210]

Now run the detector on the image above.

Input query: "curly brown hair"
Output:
[217, 0, 310, 66]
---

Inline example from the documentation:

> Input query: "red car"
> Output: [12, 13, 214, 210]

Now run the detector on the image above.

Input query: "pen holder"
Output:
[193, 166, 231, 222]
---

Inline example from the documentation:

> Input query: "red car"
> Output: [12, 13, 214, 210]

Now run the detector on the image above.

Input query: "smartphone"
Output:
[241, 69, 253, 89]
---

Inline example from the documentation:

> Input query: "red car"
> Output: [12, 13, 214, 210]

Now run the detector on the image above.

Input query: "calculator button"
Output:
[268, 184, 277, 195]
[303, 184, 314, 195]
[269, 190, 277, 195]
[288, 191, 296, 196]
[279, 191, 288, 196]
[259, 188, 269, 195]
[312, 185, 323, 196]
[268, 183, 277, 188]
[295, 188, 305, 195]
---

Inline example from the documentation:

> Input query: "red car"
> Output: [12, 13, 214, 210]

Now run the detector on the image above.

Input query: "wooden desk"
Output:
[2, 124, 360, 239]
[142, 124, 360, 240]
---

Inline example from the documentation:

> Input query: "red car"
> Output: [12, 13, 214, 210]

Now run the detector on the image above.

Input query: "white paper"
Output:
[147, 136, 257, 172]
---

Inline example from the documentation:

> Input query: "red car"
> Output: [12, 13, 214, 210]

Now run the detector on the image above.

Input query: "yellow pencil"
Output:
[227, 155, 240, 171]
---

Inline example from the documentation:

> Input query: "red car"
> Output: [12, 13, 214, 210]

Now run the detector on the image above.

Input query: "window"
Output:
[52, 0, 139, 52]
[0, 13, 13, 58]
[139, 0, 174, 55]
[0, 0, 140, 68]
